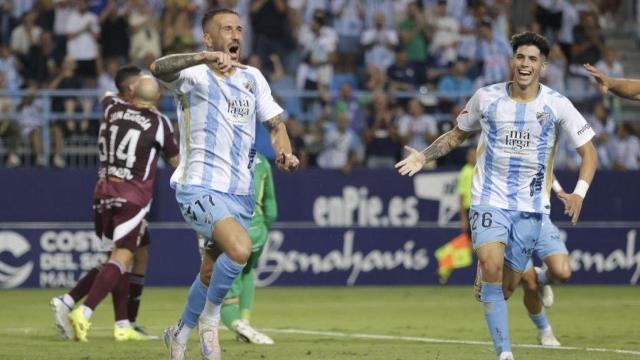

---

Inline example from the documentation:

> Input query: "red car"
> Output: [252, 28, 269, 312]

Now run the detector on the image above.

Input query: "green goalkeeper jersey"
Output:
[250, 153, 277, 229]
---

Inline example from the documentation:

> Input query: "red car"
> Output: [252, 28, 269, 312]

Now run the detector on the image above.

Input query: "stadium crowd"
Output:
[0, 0, 639, 171]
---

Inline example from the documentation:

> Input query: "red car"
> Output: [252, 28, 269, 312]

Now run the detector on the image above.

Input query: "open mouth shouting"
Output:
[517, 68, 532, 82]
[228, 43, 240, 60]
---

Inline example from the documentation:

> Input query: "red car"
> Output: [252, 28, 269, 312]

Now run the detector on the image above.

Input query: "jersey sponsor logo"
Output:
[504, 127, 532, 153]
[109, 109, 152, 130]
[227, 97, 251, 124]
[577, 123, 592, 136]
[0, 231, 34, 288]
[107, 165, 134, 180]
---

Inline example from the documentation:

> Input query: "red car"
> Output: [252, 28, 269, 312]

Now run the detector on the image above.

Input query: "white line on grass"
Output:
[3, 325, 640, 357]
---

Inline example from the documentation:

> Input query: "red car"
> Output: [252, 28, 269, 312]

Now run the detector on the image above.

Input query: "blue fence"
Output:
[0, 169, 639, 288]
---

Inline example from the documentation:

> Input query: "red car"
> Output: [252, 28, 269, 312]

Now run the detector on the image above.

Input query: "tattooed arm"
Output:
[396, 127, 473, 176]
[264, 114, 299, 172]
[150, 51, 243, 82]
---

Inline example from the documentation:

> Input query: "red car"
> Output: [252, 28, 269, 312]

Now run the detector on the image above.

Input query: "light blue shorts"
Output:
[174, 184, 254, 242]
[525, 216, 567, 269]
[470, 204, 543, 273]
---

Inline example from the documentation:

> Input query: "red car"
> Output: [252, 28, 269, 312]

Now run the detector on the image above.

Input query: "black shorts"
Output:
[75, 59, 97, 79]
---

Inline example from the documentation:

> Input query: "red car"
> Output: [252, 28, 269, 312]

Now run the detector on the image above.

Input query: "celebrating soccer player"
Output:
[150, 8, 299, 360]
[396, 32, 597, 360]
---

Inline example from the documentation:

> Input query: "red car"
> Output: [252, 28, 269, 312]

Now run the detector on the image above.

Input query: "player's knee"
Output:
[551, 266, 571, 283]
[479, 260, 502, 282]
[225, 240, 251, 264]
[521, 275, 538, 293]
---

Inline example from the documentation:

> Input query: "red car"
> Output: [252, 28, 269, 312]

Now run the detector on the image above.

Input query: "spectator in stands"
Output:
[0, 42, 22, 91]
[398, 1, 429, 64]
[363, 63, 386, 91]
[0, 1, 17, 45]
[475, 19, 512, 87]
[541, 43, 567, 93]
[161, 1, 195, 54]
[457, 2, 485, 62]
[99, 0, 130, 63]
[0, 72, 19, 167]
[48, 56, 82, 168]
[26, 30, 57, 86]
[610, 123, 640, 171]
[428, 0, 460, 66]
[10, 10, 41, 78]
[594, 47, 624, 83]
[52, 0, 73, 63]
[363, 89, 401, 168]
[296, 9, 337, 118]
[34, 0, 54, 32]
[397, 97, 438, 165]
[331, 0, 363, 72]
[571, 11, 605, 67]
[387, 47, 422, 94]
[128, 0, 161, 65]
[557, 0, 586, 63]
[317, 111, 360, 174]
[437, 61, 473, 107]
[251, 0, 295, 72]
[17, 86, 45, 166]
[535, 0, 563, 38]
[361, 12, 398, 74]
[97, 57, 118, 96]
[363, 0, 394, 32]
[331, 83, 364, 135]
[65, 0, 100, 86]
[588, 101, 616, 169]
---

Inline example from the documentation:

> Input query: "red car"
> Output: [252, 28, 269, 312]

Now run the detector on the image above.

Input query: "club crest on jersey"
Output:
[243, 80, 256, 94]
[536, 111, 550, 125]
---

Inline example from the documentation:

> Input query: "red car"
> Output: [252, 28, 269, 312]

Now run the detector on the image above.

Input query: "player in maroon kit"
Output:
[54, 75, 179, 342]
[51, 66, 160, 340]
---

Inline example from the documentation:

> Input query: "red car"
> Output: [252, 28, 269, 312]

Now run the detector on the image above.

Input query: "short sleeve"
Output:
[253, 69, 284, 123]
[157, 67, 198, 95]
[557, 97, 595, 148]
[456, 90, 482, 132]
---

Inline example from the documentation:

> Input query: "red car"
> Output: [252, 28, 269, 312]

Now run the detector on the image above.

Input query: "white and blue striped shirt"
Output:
[457, 82, 595, 214]
[161, 65, 283, 195]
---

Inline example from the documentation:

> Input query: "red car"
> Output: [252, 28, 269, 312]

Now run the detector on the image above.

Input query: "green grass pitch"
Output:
[0, 286, 639, 360]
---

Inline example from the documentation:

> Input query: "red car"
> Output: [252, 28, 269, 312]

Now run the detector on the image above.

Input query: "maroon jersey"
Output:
[94, 100, 179, 207]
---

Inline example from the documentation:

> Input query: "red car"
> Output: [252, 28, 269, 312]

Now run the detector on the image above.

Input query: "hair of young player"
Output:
[510, 31, 550, 58]
[115, 65, 142, 94]
[201, 8, 240, 31]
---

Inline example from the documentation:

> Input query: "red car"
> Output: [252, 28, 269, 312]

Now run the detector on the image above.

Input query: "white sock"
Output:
[81, 305, 93, 320]
[200, 300, 221, 324]
[537, 269, 549, 285]
[115, 320, 130, 328]
[62, 294, 75, 309]
[174, 320, 193, 344]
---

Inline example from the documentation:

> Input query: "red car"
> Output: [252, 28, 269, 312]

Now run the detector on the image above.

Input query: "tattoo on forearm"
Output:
[151, 53, 203, 80]
[264, 114, 284, 132]
[421, 129, 468, 162]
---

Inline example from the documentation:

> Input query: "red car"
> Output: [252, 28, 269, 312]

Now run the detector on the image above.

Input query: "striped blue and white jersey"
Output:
[457, 82, 595, 214]
[161, 64, 283, 195]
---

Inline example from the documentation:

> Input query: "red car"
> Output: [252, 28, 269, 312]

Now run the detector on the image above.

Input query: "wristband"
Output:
[573, 179, 589, 199]
[551, 179, 564, 194]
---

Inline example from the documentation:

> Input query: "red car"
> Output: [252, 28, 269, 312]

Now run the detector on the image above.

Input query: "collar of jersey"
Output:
[505, 81, 542, 104]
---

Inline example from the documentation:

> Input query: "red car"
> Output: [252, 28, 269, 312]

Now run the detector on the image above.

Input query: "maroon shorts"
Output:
[93, 198, 150, 253]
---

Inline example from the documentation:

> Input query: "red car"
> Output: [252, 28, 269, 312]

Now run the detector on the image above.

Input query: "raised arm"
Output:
[150, 51, 241, 83]
[584, 63, 640, 101]
[557, 141, 597, 225]
[396, 127, 473, 176]
[264, 114, 299, 172]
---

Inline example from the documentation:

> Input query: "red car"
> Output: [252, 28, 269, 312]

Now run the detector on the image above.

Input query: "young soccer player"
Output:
[396, 32, 597, 360]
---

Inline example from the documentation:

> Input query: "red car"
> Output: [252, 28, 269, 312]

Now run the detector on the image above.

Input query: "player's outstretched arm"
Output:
[395, 127, 472, 176]
[584, 63, 640, 101]
[264, 114, 299, 172]
[150, 51, 245, 82]
[557, 141, 597, 225]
